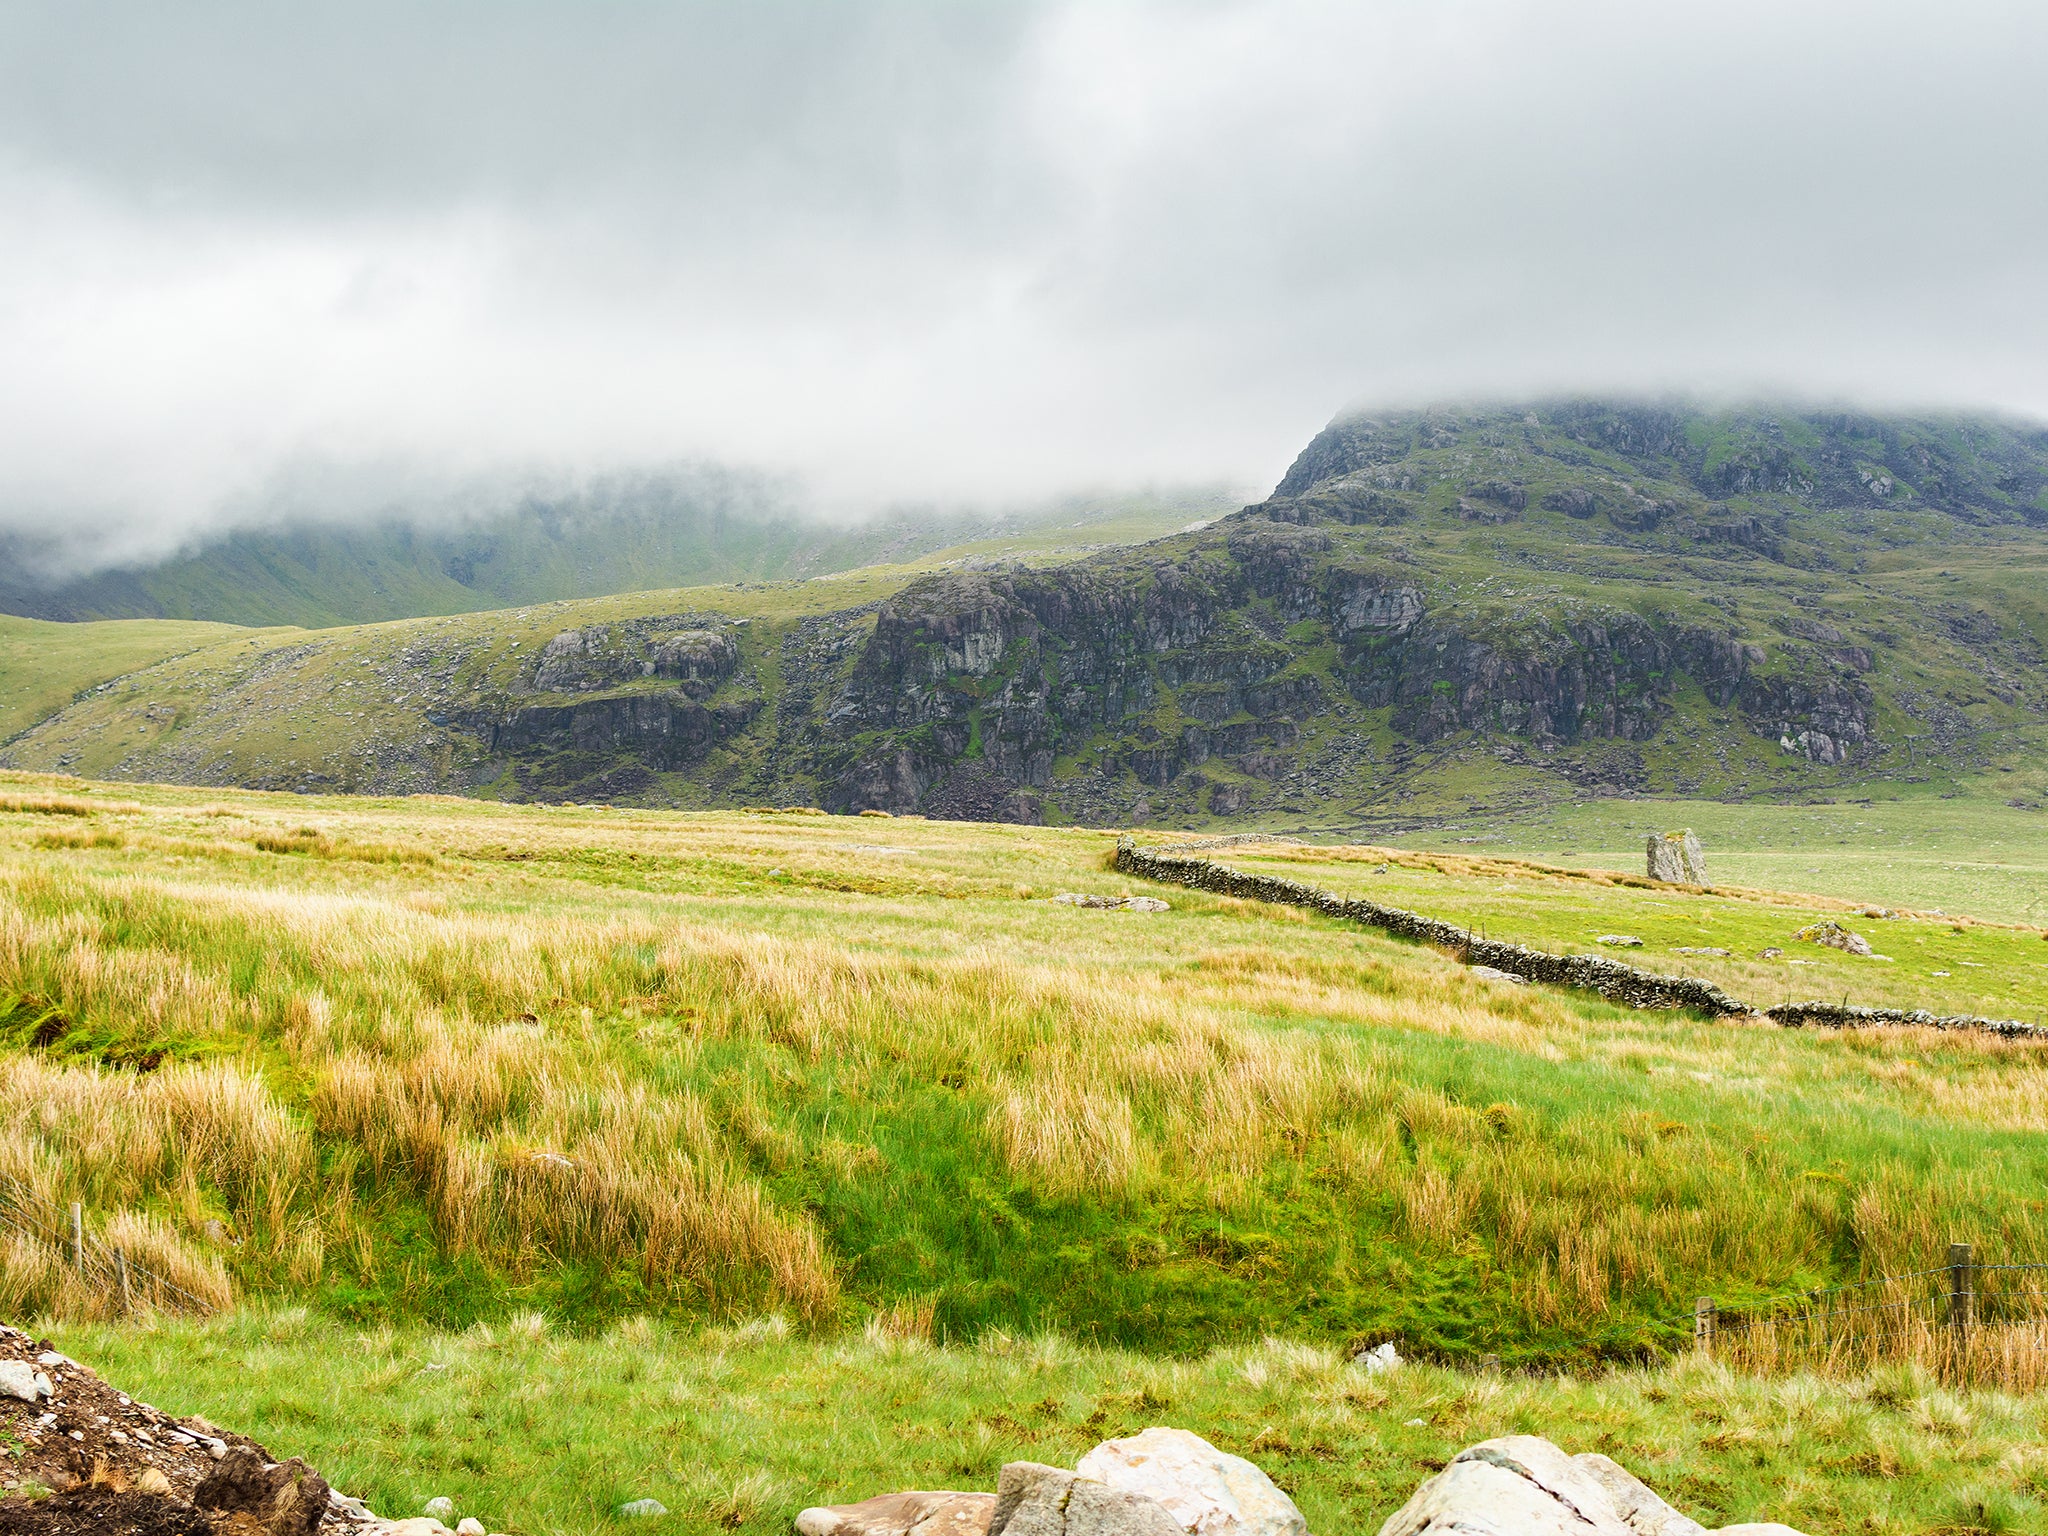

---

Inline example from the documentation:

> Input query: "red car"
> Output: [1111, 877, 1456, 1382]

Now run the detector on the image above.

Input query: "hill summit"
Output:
[8, 399, 2048, 826]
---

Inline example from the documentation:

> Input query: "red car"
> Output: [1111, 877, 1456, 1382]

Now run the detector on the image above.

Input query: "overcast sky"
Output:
[5, 0, 2048, 568]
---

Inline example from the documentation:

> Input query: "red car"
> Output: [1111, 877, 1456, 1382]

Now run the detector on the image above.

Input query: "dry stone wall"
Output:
[1115, 838, 2043, 1040]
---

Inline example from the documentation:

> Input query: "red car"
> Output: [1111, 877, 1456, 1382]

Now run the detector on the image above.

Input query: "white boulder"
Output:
[1076, 1428, 1306, 1536]
[1376, 1437, 1808, 1536]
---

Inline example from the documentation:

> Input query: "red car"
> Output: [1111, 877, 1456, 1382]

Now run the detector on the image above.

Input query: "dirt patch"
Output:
[0, 1323, 381, 1533]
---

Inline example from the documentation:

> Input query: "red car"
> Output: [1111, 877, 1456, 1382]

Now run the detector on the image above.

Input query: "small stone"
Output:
[425, 1497, 457, 1518]
[1595, 935, 1644, 947]
[1467, 965, 1527, 985]
[136, 1468, 175, 1496]
[619, 1498, 669, 1517]
[458, 1520, 488, 1536]
[1403, 1419, 1427, 1428]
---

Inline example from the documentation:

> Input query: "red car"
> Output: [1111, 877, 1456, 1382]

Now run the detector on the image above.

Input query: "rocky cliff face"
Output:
[476, 615, 759, 789]
[8, 399, 2035, 821]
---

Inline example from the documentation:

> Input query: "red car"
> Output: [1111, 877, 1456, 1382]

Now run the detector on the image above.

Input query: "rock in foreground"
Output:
[797, 1491, 997, 1536]
[988, 1462, 1182, 1536]
[1077, 1429, 1306, 1536]
[1379, 1436, 1806, 1536]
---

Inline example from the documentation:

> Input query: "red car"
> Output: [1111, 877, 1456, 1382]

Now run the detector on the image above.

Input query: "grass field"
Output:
[1402, 796, 2048, 928]
[0, 614, 253, 742]
[6, 771, 2048, 1368]
[47, 1310, 2048, 1536]
[1217, 841, 2048, 1024]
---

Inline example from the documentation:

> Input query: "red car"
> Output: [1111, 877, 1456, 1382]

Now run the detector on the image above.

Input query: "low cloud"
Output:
[3, 0, 2046, 571]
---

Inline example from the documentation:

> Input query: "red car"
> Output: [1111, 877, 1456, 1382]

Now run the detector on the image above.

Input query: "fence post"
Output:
[68, 1202, 82, 1272]
[1695, 1296, 1716, 1354]
[1949, 1242, 1974, 1361]
[116, 1248, 132, 1312]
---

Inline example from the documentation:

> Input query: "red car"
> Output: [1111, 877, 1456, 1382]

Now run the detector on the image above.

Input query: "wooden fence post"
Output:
[1949, 1242, 1974, 1360]
[116, 1248, 132, 1312]
[68, 1202, 82, 1272]
[1695, 1296, 1716, 1354]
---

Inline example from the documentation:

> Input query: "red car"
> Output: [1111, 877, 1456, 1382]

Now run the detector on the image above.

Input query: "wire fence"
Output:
[1687, 1244, 2048, 1388]
[0, 1178, 224, 1317]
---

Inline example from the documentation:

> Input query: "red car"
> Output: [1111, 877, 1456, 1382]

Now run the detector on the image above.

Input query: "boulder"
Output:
[1570, 1453, 1705, 1536]
[1075, 1430, 1306, 1536]
[989, 1462, 1183, 1536]
[1645, 830, 1708, 886]
[1794, 921, 1875, 957]
[1376, 1437, 1808, 1536]
[798, 1491, 997, 1536]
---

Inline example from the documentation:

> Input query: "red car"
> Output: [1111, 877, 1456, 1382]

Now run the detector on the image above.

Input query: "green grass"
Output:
[8, 774, 2048, 1366]
[49, 1310, 2048, 1536]
[0, 614, 251, 742]
[1218, 840, 2048, 1023]
[1402, 796, 2048, 927]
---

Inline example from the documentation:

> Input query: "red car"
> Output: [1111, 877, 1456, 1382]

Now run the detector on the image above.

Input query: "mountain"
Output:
[0, 473, 1236, 629]
[9, 399, 2048, 827]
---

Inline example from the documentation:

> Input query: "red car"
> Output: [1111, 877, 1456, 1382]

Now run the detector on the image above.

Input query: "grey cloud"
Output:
[3, 0, 2046, 572]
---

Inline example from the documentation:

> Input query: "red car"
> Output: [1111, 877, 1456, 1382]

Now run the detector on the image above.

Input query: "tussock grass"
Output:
[0, 794, 143, 817]
[2, 774, 2048, 1361]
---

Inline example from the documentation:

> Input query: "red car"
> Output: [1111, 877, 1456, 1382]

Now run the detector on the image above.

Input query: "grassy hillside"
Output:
[54, 1312, 2047, 1536]
[7, 772, 2048, 1367]
[0, 614, 251, 742]
[0, 483, 1234, 628]
[6, 401, 2048, 827]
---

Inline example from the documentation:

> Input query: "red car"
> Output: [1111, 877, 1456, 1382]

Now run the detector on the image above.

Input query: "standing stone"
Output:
[1645, 831, 1709, 887]
[1076, 1429, 1306, 1536]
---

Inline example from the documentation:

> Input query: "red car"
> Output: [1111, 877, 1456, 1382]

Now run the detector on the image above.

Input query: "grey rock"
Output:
[1794, 920, 1875, 957]
[1645, 830, 1708, 886]
[620, 1498, 670, 1518]
[1467, 965, 1527, 986]
[989, 1463, 1182, 1536]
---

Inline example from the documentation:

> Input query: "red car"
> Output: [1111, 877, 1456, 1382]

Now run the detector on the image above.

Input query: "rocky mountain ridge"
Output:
[8, 401, 2047, 827]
